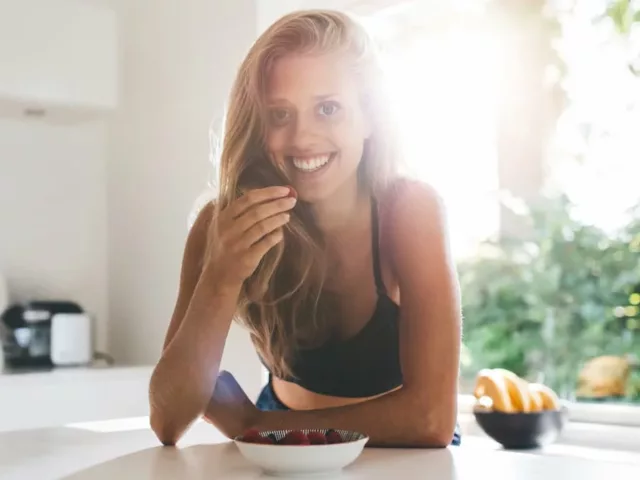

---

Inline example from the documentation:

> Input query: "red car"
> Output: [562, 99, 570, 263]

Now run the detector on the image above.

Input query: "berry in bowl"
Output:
[234, 428, 369, 476]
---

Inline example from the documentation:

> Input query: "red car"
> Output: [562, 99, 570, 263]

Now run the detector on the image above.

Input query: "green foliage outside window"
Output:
[458, 194, 640, 402]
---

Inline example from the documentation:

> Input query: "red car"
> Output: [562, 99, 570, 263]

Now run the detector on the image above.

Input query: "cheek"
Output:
[266, 129, 284, 151]
[265, 129, 288, 164]
[330, 117, 367, 162]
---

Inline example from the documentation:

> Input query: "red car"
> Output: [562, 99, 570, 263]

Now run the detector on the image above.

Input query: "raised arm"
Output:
[148, 186, 296, 445]
[148, 201, 238, 446]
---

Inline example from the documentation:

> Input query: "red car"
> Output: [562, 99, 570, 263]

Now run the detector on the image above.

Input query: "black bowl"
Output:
[474, 408, 568, 450]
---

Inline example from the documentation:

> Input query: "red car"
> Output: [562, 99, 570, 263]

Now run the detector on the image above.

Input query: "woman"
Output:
[149, 9, 462, 448]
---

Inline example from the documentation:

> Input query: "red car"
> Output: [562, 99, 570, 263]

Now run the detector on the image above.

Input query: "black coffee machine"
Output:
[0, 300, 83, 371]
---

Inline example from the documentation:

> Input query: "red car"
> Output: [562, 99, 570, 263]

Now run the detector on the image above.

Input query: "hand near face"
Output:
[204, 186, 296, 288]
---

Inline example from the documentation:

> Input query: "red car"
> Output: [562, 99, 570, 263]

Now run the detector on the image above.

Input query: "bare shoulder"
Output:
[375, 178, 451, 298]
[378, 177, 448, 238]
[188, 201, 215, 245]
[381, 177, 453, 275]
[183, 201, 216, 271]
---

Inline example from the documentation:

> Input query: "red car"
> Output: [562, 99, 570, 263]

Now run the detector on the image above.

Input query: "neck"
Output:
[310, 179, 368, 234]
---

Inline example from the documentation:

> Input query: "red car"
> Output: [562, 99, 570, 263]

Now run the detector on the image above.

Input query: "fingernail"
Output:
[287, 186, 297, 199]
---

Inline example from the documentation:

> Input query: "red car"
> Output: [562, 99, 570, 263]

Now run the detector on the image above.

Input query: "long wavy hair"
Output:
[213, 9, 402, 378]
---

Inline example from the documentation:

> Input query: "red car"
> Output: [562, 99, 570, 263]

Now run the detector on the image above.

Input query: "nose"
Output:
[290, 113, 320, 151]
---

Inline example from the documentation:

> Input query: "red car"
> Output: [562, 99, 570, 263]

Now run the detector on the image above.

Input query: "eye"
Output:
[269, 108, 291, 125]
[317, 101, 340, 117]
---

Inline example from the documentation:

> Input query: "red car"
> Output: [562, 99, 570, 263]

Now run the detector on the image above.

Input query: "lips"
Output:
[289, 153, 335, 173]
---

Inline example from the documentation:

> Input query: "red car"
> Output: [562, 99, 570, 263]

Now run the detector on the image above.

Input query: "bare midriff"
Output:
[271, 376, 401, 410]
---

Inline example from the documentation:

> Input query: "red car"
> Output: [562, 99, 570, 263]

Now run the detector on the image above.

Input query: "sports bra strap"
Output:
[370, 197, 386, 295]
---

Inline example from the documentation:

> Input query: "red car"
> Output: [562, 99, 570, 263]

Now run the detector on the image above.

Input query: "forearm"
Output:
[251, 388, 457, 448]
[149, 270, 239, 445]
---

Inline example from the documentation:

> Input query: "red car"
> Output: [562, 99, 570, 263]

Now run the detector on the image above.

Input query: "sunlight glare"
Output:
[381, 26, 501, 258]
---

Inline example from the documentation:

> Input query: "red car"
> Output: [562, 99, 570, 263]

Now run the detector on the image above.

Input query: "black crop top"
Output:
[265, 197, 403, 398]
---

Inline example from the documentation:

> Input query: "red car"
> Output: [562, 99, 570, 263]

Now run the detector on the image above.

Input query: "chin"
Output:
[295, 187, 334, 204]
[291, 176, 352, 205]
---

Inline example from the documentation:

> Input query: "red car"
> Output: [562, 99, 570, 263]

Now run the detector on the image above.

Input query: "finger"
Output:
[229, 186, 291, 219]
[240, 212, 290, 248]
[246, 228, 284, 262]
[234, 196, 296, 235]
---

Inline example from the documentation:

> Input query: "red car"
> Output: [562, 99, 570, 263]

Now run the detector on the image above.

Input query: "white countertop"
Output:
[0, 366, 154, 433]
[2, 418, 640, 480]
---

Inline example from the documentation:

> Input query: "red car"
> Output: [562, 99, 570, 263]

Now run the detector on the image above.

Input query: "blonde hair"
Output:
[214, 9, 402, 377]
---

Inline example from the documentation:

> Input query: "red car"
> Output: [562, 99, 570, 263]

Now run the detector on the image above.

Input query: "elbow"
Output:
[149, 407, 181, 446]
[148, 380, 185, 446]
[149, 376, 174, 445]
[410, 411, 457, 448]
[410, 431, 453, 449]
[149, 406, 186, 447]
[148, 387, 202, 446]
[418, 433, 453, 449]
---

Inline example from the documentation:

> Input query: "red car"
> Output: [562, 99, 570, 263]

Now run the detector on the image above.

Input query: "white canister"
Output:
[0, 272, 7, 317]
[0, 273, 7, 371]
[50, 313, 93, 366]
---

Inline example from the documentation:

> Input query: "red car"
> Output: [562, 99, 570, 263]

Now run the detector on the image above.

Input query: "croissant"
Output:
[576, 355, 630, 398]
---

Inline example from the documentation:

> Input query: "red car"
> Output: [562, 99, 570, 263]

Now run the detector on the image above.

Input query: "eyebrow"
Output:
[266, 94, 339, 105]
[314, 94, 339, 101]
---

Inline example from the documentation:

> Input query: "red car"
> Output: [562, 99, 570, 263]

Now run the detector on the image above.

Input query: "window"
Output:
[369, 0, 640, 417]
[379, 21, 500, 260]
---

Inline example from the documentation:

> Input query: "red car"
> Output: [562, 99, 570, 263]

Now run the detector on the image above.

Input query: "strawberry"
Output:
[307, 432, 328, 445]
[256, 436, 275, 445]
[325, 429, 343, 444]
[241, 428, 262, 443]
[279, 430, 310, 445]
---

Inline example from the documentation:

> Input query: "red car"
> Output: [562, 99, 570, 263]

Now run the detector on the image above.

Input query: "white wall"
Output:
[0, 117, 109, 353]
[107, 0, 263, 397]
[0, 0, 118, 112]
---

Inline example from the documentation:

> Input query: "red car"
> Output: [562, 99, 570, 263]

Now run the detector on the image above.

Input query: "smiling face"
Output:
[264, 51, 371, 203]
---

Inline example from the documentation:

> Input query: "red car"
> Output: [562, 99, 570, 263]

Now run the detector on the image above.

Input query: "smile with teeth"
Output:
[291, 153, 334, 172]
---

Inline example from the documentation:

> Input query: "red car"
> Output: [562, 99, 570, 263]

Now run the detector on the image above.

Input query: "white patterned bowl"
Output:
[233, 429, 369, 477]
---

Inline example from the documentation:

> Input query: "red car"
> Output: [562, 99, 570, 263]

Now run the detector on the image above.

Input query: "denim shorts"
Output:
[255, 378, 461, 446]
[256, 377, 291, 411]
